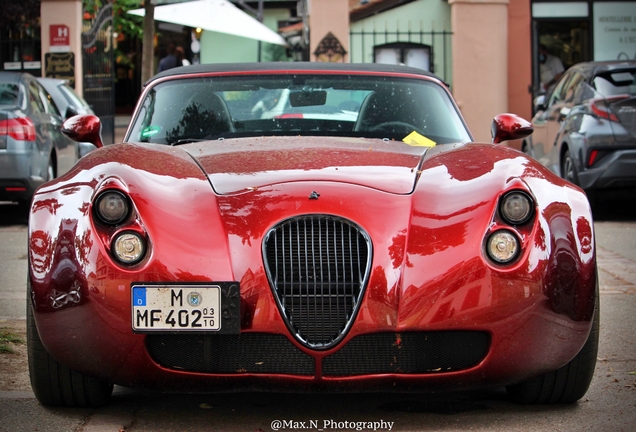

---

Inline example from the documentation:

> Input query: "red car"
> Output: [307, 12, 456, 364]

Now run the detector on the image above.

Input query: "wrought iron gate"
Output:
[82, 1, 115, 144]
[350, 28, 452, 85]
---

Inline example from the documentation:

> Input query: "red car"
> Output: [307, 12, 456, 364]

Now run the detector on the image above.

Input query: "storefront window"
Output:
[0, 2, 42, 74]
[593, 2, 636, 61]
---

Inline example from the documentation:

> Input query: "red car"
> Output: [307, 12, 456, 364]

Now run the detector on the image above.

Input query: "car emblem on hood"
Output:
[309, 191, 320, 200]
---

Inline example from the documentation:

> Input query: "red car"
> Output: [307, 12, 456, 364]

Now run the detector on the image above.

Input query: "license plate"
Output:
[132, 284, 238, 332]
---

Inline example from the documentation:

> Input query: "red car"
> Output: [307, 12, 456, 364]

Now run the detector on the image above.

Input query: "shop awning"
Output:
[128, 0, 288, 46]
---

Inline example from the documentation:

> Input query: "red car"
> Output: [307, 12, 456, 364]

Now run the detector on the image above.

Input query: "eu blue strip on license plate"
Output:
[132, 285, 221, 331]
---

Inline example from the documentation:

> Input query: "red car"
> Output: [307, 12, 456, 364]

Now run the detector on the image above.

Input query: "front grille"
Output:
[323, 331, 490, 375]
[263, 215, 372, 350]
[146, 333, 314, 374]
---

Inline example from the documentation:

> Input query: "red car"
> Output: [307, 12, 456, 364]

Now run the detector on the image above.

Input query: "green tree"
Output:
[83, 0, 144, 42]
[113, 0, 144, 40]
[83, 0, 145, 73]
[91, 0, 154, 83]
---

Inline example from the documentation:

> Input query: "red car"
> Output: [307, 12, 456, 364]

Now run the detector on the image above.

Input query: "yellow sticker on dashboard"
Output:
[403, 131, 436, 147]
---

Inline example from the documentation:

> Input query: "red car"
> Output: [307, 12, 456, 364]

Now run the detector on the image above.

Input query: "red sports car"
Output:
[27, 63, 598, 407]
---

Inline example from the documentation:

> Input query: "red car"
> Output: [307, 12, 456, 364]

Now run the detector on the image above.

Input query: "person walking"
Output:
[176, 46, 190, 66]
[157, 44, 180, 73]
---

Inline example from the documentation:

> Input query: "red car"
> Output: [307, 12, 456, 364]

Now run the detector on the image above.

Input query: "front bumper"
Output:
[0, 150, 43, 203]
[30, 272, 593, 393]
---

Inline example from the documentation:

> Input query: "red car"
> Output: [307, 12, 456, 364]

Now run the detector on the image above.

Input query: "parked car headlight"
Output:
[486, 230, 519, 264]
[500, 191, 533, 225]
[112, 232, 146, 264]
[95, 191, 129, 224]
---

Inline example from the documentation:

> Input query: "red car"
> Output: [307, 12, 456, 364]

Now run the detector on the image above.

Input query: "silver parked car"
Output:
[37, 77, 95, 120]
[37, 77, 97, 159]
[0, 72, 81, 209]
[519, 61, 636, 202]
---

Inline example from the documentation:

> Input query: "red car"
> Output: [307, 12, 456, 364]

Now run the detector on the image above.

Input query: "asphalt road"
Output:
[0, 200, 635, 432]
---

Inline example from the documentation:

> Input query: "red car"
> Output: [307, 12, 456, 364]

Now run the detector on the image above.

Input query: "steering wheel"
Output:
[369, 121, 424, 135]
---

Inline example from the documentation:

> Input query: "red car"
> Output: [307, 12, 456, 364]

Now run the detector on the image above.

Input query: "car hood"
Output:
[181, 136, 433, 195]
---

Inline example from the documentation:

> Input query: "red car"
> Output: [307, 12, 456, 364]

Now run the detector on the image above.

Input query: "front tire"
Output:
[27, 299, 113, 407]
[506, 284, 599, 404]
[562, 149, 579, 185]
[46, 157, 55, 182]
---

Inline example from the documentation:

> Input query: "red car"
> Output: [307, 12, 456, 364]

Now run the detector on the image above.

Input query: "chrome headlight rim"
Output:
[499, 190, 534, 226]
[486, 229, 520, 265]
[94, 190, 130, 225]
[111, 230, 147, 265]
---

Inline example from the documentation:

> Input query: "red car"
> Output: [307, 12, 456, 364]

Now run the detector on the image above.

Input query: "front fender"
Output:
[27, 143, 237, 376]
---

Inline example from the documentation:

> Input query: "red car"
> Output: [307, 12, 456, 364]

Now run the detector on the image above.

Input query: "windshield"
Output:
[0, 83, 19, 106]
[58, 83, 93, 113]
[593, 69, 636, 97]
[127, 74, 471, 146]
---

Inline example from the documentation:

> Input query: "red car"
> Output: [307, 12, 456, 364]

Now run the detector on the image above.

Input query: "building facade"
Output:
[3, 0, 634, 141]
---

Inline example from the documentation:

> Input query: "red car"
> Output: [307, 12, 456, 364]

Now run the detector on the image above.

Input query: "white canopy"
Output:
[128, 0, 288, 46]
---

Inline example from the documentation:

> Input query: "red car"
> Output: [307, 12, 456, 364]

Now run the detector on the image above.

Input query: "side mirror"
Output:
[62, 114, 104, 149]
[533, 95, 546, 112]
[491, 113, 533, 144]
[559, 106, 571, 121]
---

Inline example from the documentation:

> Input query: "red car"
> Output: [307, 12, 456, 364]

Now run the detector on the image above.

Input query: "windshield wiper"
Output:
[170, 138, 206, 146]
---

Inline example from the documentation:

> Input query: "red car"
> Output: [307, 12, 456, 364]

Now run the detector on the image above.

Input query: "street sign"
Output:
[50, 24, 70, 53]
[45, 53, 75, 87]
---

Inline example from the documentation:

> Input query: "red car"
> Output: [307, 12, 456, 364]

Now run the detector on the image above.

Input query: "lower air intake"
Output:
[146, 333, 314, 374]
[323, 331, 490, 375]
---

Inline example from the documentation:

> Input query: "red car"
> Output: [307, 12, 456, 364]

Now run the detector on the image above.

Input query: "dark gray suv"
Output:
[520, 61, 636, 201]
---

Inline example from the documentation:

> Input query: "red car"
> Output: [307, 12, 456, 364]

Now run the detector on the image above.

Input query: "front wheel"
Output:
[27, 299, 113, 407]
[45, 158, 55, 182]
[506, 284, 599, 404]
[562, 150, 579, 185]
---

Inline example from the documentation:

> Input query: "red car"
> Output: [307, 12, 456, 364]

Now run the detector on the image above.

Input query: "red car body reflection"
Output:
[27, 63, 597, 407]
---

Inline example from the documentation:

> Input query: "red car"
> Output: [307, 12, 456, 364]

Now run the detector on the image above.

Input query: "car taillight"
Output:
[0, 117, 37, 141]
[586, 149, 610, 168]
[588, 149, 599, 167]
[589, 95, 628, 122]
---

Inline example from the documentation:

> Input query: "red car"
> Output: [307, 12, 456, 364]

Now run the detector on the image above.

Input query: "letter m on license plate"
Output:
[131, 283, 240, 334]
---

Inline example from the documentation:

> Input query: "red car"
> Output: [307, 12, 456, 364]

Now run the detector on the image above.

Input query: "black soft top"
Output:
[148, 62, 441, 85]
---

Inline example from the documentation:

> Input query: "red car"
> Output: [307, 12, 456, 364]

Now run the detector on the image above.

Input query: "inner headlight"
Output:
[486, 230, 519, 264]
[112, 232, 146, 264]
[500, 191, 534, 225]
[95, 191, 129, 224]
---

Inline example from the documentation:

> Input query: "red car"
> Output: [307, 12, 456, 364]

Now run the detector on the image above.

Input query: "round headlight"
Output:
[486, 230, 519, 264]
[112, 232, 146, 264]
[95, 191, 129, 224]
[500, 191, 533, 225]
